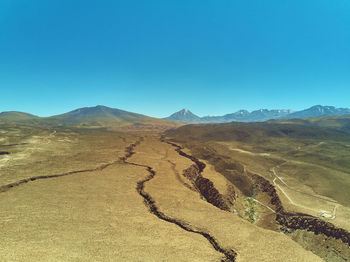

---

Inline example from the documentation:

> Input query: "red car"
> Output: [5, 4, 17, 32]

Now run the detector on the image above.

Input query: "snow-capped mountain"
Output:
[164, 106, 350, 123]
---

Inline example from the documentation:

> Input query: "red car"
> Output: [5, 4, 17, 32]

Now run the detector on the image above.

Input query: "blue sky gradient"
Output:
[1, 0, 349, 117]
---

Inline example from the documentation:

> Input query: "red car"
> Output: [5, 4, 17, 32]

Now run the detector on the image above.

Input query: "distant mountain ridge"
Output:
[282, 105, 350, 119]
[164, 105, 350, 123]
[0, 105, 180, 129]
[2, 105, 349, 127]
[164, 109, 202, 123]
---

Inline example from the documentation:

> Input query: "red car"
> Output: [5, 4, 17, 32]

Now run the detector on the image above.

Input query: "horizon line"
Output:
[1, 104, 349, 119]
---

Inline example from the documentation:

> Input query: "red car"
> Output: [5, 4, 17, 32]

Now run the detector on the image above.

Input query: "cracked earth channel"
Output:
[0, 134, 322, 261]
[0, 135, 224, 261]
[123, 135, 322, 261]
[121, 137, 236, 262]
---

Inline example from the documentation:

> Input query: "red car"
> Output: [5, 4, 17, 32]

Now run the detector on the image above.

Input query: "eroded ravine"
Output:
[165, 138, 350, 260]
[0, 138, 141, 193]
[121, 137, 237, 262]
[165, 140, 231, 211]
[247, 172, 350, 247]
[172, 137, 350, 247]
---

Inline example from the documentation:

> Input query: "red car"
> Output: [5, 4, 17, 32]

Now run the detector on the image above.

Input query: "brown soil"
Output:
[166, 138, 350, 261]
[123, 139, 237, 261]
[0, 128, 323, 261]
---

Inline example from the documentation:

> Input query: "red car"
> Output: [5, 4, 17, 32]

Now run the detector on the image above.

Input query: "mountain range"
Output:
[164, 105, 350, 123]
[1, 105, 350, 128]
[0, 105, 180, 129]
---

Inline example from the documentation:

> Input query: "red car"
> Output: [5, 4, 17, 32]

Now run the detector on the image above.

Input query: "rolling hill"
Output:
[0, 105, 181, 129]
[272, 114, 350, 132]
[165, 118, 350, 143]
[0, 111, 40, 122]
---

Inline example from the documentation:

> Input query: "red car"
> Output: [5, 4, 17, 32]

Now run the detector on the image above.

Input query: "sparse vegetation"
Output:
[165, 118, 350, 261]
[244, 197, 258, 223]
[2, 113, 350, 261]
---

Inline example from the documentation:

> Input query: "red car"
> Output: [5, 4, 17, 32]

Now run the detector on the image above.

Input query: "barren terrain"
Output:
[165, 122, 350, 261]
[1, 122, 349, 261]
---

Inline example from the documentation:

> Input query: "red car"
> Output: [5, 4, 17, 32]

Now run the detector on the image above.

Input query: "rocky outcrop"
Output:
[167, 141, 230, 212]
[195, 175, 230, 211]
[224, 185, 237, 207]
[277, 213, 350, 246]
[248, 172, 284, 213]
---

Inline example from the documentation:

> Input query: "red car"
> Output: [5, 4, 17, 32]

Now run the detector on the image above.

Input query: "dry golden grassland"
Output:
[0, 124, 322, 261]
[164, 123, 350, 261]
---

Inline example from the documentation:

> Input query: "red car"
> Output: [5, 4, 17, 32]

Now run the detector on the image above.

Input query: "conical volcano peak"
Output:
[164, 109, 201, 123]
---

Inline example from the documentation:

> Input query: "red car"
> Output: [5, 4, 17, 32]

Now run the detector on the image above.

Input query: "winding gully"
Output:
[165, 140, 231, 211]
[121, 137, 237, 262]
[164, 138, 350, 256]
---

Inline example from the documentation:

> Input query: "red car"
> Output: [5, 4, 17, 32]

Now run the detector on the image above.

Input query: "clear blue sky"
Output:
[1, 0, 349, 117]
